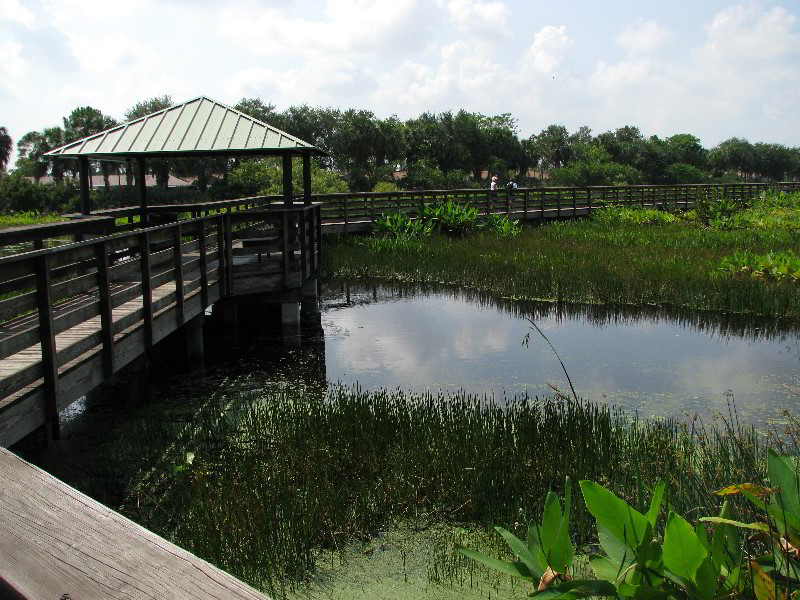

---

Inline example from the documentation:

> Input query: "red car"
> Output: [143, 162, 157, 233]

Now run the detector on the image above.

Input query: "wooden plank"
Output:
[0, 448, 270, 600]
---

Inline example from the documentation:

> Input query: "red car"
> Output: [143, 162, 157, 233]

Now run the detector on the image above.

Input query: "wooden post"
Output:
[139, 231, 153, 350]
[95, 241, 114, 378]
[224, 214, 233, 295]
[137, 156, 148, 227]
[216, 215, 226, 297]
[587, 188, 592, 214]
[283, 154, 293, 207]
[343, 196, 348, 233]
[173, 224, 184, 327]
[79, 157, 91, 215]
[35, 255, 59, 440]
[523, 190, 528, 219]
[300, 208, 308, 279]
[302, 153, 312, 205]
[282, 211, 290, 288]
[572, 188, 577, 215]
[198, 219, 208, 308]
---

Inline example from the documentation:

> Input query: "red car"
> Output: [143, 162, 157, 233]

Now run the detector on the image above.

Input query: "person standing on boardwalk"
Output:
[490, 175, 498, 191]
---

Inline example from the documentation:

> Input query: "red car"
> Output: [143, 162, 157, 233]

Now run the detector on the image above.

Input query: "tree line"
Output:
[1, 95, 799, 213]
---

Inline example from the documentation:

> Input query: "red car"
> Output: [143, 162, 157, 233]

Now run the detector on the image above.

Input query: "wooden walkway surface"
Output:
[0, 447, 270, 599]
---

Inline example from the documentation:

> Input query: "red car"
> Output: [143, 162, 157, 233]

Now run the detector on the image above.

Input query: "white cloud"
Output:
[444, 0, 509, 35]
[0, 0, 35, 27]
[0, 39, 27, 97]
[616, 18, 673, 53]
[523, 25, 573, 74]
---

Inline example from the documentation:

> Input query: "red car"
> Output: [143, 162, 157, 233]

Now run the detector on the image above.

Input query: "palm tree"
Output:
[0, 127, 12, 175]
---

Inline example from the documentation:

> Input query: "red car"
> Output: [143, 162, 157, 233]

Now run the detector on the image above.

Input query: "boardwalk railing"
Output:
[313, 181, 800, 232]
[0, 202, 321, 448]
[2, 183, 798, 255]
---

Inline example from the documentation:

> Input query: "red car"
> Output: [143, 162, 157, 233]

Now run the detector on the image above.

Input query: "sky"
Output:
[1, 0, 799, 167]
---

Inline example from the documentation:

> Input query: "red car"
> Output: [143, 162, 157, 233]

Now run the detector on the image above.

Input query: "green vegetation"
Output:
[376, 201, 521, 238]
[97, 378, 777, 598]
[325, 191, 800, 318]
[0, 211, 65, 228]
[460, 449, 800, 599]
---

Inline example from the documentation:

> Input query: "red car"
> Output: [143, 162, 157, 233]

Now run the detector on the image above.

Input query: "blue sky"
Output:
[1, 0, 798, 166]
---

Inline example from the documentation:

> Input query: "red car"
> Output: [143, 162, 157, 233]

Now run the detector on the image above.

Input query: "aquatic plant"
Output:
[720, 251, 800, 283]
[103, 382, 770, 597]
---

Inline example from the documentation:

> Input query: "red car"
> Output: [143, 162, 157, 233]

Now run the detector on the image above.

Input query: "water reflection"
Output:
[321, 282, 799, 424]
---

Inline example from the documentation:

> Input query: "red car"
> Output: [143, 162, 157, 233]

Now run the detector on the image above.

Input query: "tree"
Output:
[124, 96, 173, 188]
[664, 134, 707, 169]
[536, 125, 572, 170]
[0, 127, 12, 176]
[234, 98, 278, 124]
[63, 106, 118, 189]
[709, 138, 755, 179]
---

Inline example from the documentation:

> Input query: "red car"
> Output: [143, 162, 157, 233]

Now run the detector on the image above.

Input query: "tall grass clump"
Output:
[114, 382, 770, 597]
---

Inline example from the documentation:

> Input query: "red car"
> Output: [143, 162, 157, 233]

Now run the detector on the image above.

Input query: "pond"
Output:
[318, 283, 798, 425]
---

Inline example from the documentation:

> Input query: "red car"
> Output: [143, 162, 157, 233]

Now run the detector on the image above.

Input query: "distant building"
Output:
[24, 174, 194, 188]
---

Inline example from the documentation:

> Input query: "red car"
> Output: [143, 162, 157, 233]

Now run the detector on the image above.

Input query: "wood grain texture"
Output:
[0, 448, 270, 599]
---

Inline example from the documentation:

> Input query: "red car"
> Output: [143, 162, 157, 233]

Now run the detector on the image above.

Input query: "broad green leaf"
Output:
[694, 522, 710, 553]
[540, 492, 563, 554]
[548, 515, 573, 571]
[457, 547, 534, 581]
[529, 578, 617, 599]
[617, 582, 671, 599]
[663, 512, 707, 582]
[700, 516, 771, 533]
[710, 501, 730, 576]
[715, 483, 773, 497]
[580, 480, 650, 552]
[768, 448, 800, 516]
[496, 526, 543, 579]
[722, 566, 743, 593]
[694, 557, 717, 600]
[646, 481, 665, 528]
[589, 555, 621, 582]
[597, 523, 634, 569]
[528, 523, 543, 559]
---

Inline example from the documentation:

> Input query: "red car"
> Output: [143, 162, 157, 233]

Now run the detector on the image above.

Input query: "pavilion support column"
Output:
[79, 157, 91, 215]
[185, 314, 205, 372]
[137, 156, 148, 227]
[283, 154, 293, 207]
[303, 153, 312, 205]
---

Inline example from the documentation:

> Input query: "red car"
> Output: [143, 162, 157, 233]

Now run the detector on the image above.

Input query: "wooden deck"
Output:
[0, 203, 322, 449]
[0, 447, 270, 599]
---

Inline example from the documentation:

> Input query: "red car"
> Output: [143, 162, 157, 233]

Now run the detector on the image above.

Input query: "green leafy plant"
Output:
[459, 477, 752, 599]
[375, 211, 433, 238]
[701, 449, 800, 599]
[420, 200, 481, 236]
[720, 251, 800, 283]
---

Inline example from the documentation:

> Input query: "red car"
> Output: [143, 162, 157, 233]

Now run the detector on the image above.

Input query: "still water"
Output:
[317, 283, 799, 425]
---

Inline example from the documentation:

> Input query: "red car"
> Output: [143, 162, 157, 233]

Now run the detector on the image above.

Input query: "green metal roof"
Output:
[45, 96, 324, 159]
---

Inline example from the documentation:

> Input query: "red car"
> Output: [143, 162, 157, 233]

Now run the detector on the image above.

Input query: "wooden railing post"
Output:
[140, 231, 153, 350]
[587, 188, 593, 214]
[572, 188, 577, 215]
[198, 219, 208, 308]
[173, 224, 184, 327]
[557, 189, 562, 217]
[523, 190, 528, 219]
[343, 197, 348, 234]
[315, 205, 322, 270]
[300, 208, 308, 279]
[282, 211, 290, 288]
[224, 214, 233, 295]
[216, 216, 226, 297]
[35, 254, 60, 440]
[95, 241, 114, 378]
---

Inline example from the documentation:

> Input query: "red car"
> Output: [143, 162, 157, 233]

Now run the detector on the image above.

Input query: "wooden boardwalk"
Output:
[0, 203, 322, 449]
[0, 447, 270, 599]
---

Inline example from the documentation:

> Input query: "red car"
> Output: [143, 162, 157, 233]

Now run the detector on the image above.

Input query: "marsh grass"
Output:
[324, 214, 800, 317]
[108, 382, 769, 597]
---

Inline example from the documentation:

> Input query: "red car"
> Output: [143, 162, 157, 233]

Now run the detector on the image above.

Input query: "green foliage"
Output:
[720, 250, 800, 283]
[591, 206, 678, 226]
[372, 181, 400, 193]
[0, 171, 78, 213]
[225, 158, 348, 197]
[375, 212, 433, 238]
[420, 200, 480, 235]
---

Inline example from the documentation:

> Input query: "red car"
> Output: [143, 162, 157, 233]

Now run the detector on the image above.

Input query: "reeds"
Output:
[110, 382, 768, 596]
[323, 215, 800, 317]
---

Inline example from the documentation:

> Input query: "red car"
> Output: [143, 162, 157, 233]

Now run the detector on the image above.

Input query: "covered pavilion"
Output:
[44, 96, 326, 224]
